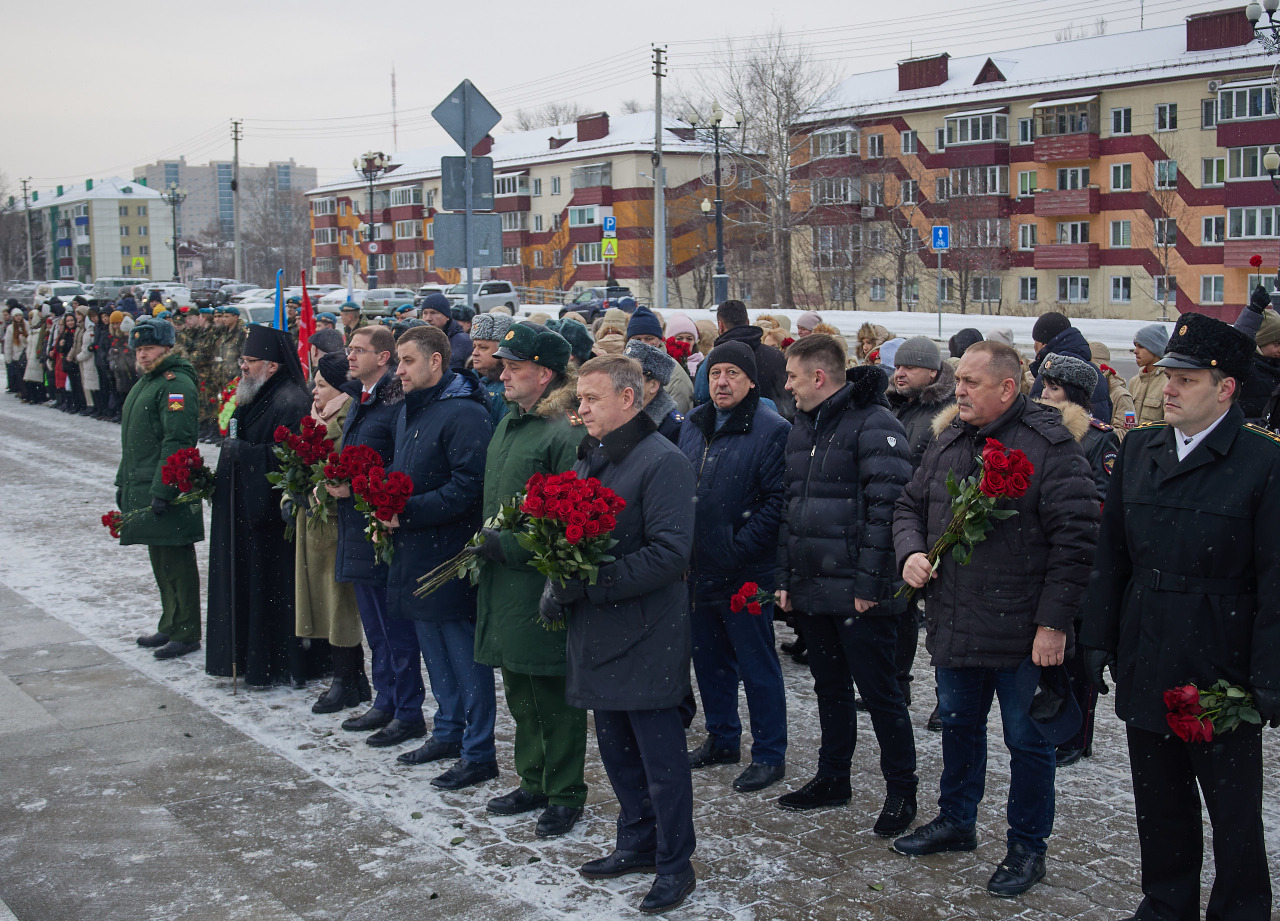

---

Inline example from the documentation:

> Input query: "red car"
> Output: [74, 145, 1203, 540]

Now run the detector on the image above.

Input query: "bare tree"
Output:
[239, 173, 311, 285]
[508, 102, 588, 133]
[943, 194, 1012, 315]
[619, 98, 646, 115]
[0, 172, 31, 281]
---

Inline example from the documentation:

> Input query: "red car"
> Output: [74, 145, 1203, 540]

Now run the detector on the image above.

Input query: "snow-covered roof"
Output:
[801, 20, 1270, 125]
[32, 176, 162, 207]
[308, 110, 710, 196]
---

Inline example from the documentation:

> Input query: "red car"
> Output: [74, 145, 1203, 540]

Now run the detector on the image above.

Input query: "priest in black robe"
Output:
[206, 325, 327, 687]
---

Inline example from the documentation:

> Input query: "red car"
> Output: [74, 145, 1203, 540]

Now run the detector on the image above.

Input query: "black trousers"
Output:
[800, 611, 917, 796]
[1127, 723, 1271, 921]
[893, 604, 919, 697]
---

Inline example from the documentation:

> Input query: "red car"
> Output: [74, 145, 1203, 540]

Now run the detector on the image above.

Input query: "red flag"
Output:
[297, 271, 316, 377]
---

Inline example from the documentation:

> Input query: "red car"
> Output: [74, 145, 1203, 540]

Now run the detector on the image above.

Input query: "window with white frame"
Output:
[1018, 171, 1037, 197]
[957, 218, 1005, 247]
[739, 281, 754, 301]
[552, 248, 562, 263]
[313, 198, 337, 215]
[1057, 221, 1089, 244]
[1201, 99, 1217, 129]
[829, 278, 856, 303]
[1202, 215, 1225, 244]
[900, 179, 918, 204]
[1155, 275, 1176, 303]
[121, 245, 131, 256]
[553, 214, 562, 231]
[503, 246, 521, 266]
[900, 130, 917, 155]
[1228, 206, 1280, 238]
[533, 214, 544, 232]
[390, 186, 423, 206]
[1018, 117, 1035, 144]
[869, 277, 887, 301]
[945, 112, 1008, 146]
[1110, 220, 1131, 247]
[866, 227, 886, 250]
[532, 178, 542, 197]
[933, 175, 950, 201]
[1057, 276, 1090, 302]
[119, 225, 129, 236]
[971, 276, 1001, 302]
[1111, 107, 1132, 134]
[574, 242, 601, 263]
[902, 277, 920, 304]
[1228, 146, 1275, 180]
[811, 177, 858, 204]
[551, 176, 562, 195]
[935, 128, 946, 151]
[427, 254, 435, 272]
[1201, 275, 1225, 303]
[339, 200, 348, 216]
[495, 174, 529, 196]
[500, 212, 528, 231]
[1057, 167, 1090, 190]
[339, 229, 350, 246]
[138, 205, 147, 216]
[1155, 103, 1178, 131]
[119, 206, 129, 217]
[864, 180, 885, 206]
[1155, 160, 1178, 190]
[314, 228, 337, 245]
[1219, 84, 1277, 121]
[867, 134, 884, 158]
[1111, 162, 1132, 191]
[939, 277, 955, 302]
[395, 251, 420, 270]
[425, 222, 434, 240]
[138, 246, 148, 256]
[812, 225, 859, 267]
[568, 206, 598, 227]
[534, 250, 544, 268]
[371, 254, 388, 270]
[1154, 218, 1177, 245]
[425, 190, 435, 209]
[1202, 157, 1226, 186]
[1018, 223, 1038, 250]
[1111, 276, 1131, 302]
[394, 220, 422, 238]
[811, 128, 856, 159]
[1019, 277, 1038, 302]
[315, 257, 334, 273]
[138, 226, 148, 236]
[1248, 274, 1279, 294]
[949, 165, 1008, 196]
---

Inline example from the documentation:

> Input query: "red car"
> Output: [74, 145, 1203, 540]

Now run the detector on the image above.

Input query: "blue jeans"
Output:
[936, 666, 1056, 854]
[691, 599, 787, 765]
[413, 619, 496, 763]
[354, 584, 424, 723]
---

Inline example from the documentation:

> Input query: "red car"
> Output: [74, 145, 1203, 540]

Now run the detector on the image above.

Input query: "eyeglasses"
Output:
[237, 357, 265, 367]
[345, 346, 373, 356]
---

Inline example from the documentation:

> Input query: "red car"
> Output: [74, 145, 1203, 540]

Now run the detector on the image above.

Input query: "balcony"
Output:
[1224, 240, 1273, 268]
[1033, 188, 1100, 217]
[1033, 133, 1099, 162]
[1033, 243, 1100, 270]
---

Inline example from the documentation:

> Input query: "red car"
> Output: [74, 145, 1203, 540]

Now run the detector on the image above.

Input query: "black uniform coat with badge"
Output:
[205, 368, 319, 686]
[1079, 407, 1280, 733]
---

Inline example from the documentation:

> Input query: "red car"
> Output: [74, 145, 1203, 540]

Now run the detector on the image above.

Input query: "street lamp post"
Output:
[687, 102, 743, 306]
[1246, 4, 1280, 305]
[354, 151, 390, 289]
[161, 182, 187, 282]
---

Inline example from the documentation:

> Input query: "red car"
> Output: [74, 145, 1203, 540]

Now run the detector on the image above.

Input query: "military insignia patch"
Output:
[1179, 325, 1188, 336]
[164, 371, 177, 380]
[504, 330, 516, 340]
[1103, 453, 1117, 474]
[168, 393, 185, 411]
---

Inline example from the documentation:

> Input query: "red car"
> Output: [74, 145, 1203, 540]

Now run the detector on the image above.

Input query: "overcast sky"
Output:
[3, 0, 1224, 198]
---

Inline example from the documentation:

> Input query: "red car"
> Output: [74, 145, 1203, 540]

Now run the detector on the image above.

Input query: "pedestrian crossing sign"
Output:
[601, 238, 618, 260]
[132, 257, 146, 269]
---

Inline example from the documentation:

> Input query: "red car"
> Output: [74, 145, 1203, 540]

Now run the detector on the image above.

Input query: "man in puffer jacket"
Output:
[892, 340, 1099, 897]
[775, 334, 919, 838]
[1028, 312, 1112, 423]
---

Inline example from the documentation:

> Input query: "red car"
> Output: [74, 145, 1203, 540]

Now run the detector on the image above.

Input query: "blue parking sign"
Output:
[603, 216, 617, 233]
[932, 226, 950, 251]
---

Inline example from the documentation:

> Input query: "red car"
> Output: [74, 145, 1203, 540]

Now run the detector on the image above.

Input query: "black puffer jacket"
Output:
[777, 366, 912, 616]
[886, 361, 956, 468]
[893, 396, 1100, 667]
[1029, 326, 1112, 423]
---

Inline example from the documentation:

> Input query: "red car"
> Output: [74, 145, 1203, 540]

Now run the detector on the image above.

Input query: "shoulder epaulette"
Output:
[1132, 420, 1167, 431]
[1243, 422, 1280, 446]
[670, 411, 685, 423]
[1090, 418, 1113, 432]
[566, 411, 584, 427]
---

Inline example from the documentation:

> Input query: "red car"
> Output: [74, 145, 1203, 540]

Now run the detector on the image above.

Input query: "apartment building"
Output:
[790, 6, 1276, 320]
[306, 111, 755, 301]
[134, 158, 317, 240]
[26, 177, 174, 282]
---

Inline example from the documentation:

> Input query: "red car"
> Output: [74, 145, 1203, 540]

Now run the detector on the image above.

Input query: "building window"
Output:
[935, 128, 946, 151]
[1110, 220, 1131, 247]
[1201, 99, 1218, 129]
[315, 257, 334, 273]
[867, 134, 884, 158]
[339, 230, 349, 246]
[1019, 277, 1038, 302]
[532, 177, 542, 196]
[534, 250, 544, 268]
[425, 223, 434, 240]
[574, 242, 601, 263]
[119, 206, 129, 217]
[138, 246, 148, 256]
[121, 265, 133, 276]
[552, 214, 562, 232]
[502, 247, 521, 266]
[394, 220, 423, 238]
[371, 254, 388, 271]
[866, 227, 886, 250]
[829, 278, 856, 303]
[427, 255, 435, 272]
[1155, 276, 1176, 303]
[812, 225, 859, 267]
[425, 190, 435, 209]
[948, 165, 1008, 196]
[956, 218, 1005, 248]
[121, 245, 131, 256]
[138, 226, 148, 236]
[137, 205, 147, 216]
[970, 276, 1001, 302]
[811, 177, 858, 205]
[900, 179, 918, 204]
[313, 198, 337, 215]
[551, 176, 561, 195]
[1111, 162, 1132, 191]
[1017, 170, 1037, 197]
[395, 251, 420, 270]
[1228, 146, 1275, 180]
[1202, 215, 1225, 244]
[120, 226, 130, 236]
[1057, 221, 1089, 244]
[390, 186, 423, 206]
[739, 281, 753, 301]
[933, 175, 949, 202]
[1111, 276, 1132, 303]
[1155, 160, 1178, 190]
[568, 206, 597, 227]
[500, 211, 528, 231]
[1219, 84, 1277, 121]
[339, 201, 348, 216]
[1057, 276, 1090, 303]
[553, 248, 562, 263]
[939, 277, 955, 303]
[864, 181, 885, 206]
[1155, 103, 1178, 131]
[811, 128, 856, 159]
[1018, 223, 1038, 250]
[1248, 273, 1278, 294]
[495, 174, 530, 196]
[900, 130, 917, 155]
[945, 113, 1008, 146]
[869, 277, 887, 301]
[1202, 157, 1226, 186]
[1018, 117, 1035, 144]
[314, 228, 338, 245]
[1111, 107, 1132, 135]
[1057, 167, 1090, 190]
[1154, 218, 1177, 245]
[902, 277, 920, 304]
[533, 214, 544, 232]
[1200, 275, 1225, 303]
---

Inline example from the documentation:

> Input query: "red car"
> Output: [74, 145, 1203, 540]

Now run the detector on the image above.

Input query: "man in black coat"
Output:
[1232, 286, 1280, 425]
[206, 325, 327, 688]
[893, 341, 1099, 896]
[1028, 311, 1112, 423]
[1080, 313, 1280, 921]
[544, 354, 698, 915]
[693, 300, 794, 419]
[775, 334, 919, 837]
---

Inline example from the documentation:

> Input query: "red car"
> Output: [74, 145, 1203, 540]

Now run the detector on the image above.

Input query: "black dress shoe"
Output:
[777, 775, 850, 811]
[365, 718, 427, 748]
[431, 758, 499, 790]
[397, 737, 462, 765]
[987, 841, 1047, 897]
[733, 762, 785, 793]
[487, 787, 548, 815]
[687, 737, 740, 769]
[136, 632, 169, 648]
[311, 678, 363, 714]
[1055, 746, 1086, 766]
[639, 867, 696, 914]
[926, 705, 943, 732]
[342, 707, 392, 732]
[873, 792, 918, 837]
[893, 814, 977, 855]
[535, 804, 582, 838]
[154, 640, 200, 659]
[580, 849, 658, 880]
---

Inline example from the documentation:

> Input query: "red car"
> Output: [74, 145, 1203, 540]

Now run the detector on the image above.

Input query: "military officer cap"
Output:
[198, 306, 215, 315]
[220, 306, 241, 317]
[286, 296, 302, 306]
[316, 311, 337, 323]
[1156, 313, 1255, 383]
[623, 338, 678, 386]
[340, 301, 361, 313]
[130, 316, 177, 349]
[494, 321, 570, 374]
[394, 304, 415, 315]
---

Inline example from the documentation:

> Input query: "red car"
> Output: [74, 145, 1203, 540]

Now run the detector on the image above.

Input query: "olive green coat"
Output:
[474, 374, 583, 675]
[115, 352, 204, 546]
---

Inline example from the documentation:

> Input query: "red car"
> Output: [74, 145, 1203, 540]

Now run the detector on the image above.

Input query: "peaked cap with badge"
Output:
[494, 321, 570, 375]
[1156, 313, 1254, 383]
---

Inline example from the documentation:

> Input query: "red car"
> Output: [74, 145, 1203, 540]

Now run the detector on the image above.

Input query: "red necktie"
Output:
[361, 391, 371, 404]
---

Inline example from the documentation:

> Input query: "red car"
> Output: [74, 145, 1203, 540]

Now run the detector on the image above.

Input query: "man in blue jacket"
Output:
[678, 340, 790, 794]
[420, 292, 473, 371]
[388, 325, 496, 790]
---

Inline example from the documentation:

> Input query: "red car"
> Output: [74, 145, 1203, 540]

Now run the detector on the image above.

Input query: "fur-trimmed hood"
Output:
[531, 367, 579, 419]
[888, 361, 955, 411]
[930, 397, 1089, 442]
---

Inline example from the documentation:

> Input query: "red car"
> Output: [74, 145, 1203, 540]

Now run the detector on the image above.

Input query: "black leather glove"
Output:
[1253, 688, 1280, 728]
[281, 498, 297, 524]
[220, 437, 242, 463]
[1249, 284, 1272, 314]
[115, 488, 122, 508]
[1083, 647, 1116, 695]
[151, 497, 169, 516]
[549, 578, 586, 606]
[472, 527, 506, 563]
[538, 582, 566, 628]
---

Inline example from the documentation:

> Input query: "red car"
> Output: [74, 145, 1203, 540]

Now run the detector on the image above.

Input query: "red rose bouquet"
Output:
[897, 437, 1033, 599]
[350, 465, 413, 566]
[216, 376, 239, 437]
[665, 337, 692, 365]
[1165, 680, 1260, 743]
[268, 416, 336, 539]
[730, 581, 782, 616]
[315, 442, 383, 527]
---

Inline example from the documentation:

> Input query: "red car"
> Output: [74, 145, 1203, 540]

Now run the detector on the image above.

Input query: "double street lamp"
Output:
[686, 102, 744, 306]
[1246, 0, 1280, 50]
[161, 182, 188, 282]
[354, 151, 390, 289]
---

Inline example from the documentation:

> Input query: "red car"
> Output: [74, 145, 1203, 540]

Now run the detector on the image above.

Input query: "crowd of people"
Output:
[14, 286, 1280, 917]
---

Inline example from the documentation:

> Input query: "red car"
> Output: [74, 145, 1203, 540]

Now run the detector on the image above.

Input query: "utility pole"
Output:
[391, 66, 399, 151]
[232, 119, 243, 280]
[20, 178, 33, 280]
[652, 45, 668, 311]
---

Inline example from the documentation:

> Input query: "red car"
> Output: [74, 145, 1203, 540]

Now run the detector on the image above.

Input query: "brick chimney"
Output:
[1186, 7, 1254, 51]
[898, 53, 949, 92]
[576, 112, 610, 142]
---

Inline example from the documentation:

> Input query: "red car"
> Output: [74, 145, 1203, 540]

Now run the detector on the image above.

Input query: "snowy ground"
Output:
[0, 394, 1277, 920]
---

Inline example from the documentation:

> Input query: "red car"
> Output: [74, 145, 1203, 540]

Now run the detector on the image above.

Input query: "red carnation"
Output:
[1250, 253, 1263, 268]
[747, 601, 763, 615]
[730, 593, 746, 613]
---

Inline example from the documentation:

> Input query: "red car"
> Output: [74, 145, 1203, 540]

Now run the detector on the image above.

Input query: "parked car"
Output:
[229, 287, 274, 304]
[559, 285, 634, 320]
[445, 280, 520, 313]
[146, 284, 194, 310]
[190, 277, 240, 307]
[214, 283, 258, 305]
[414, 283, 450, 307]
[89, 276, 151, 305]
[239, 304, 279, 326]
[361, 288, 418, 317]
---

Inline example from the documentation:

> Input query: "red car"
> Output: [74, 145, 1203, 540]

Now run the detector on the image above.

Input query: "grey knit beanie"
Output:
[1133, 324, 1169, 358]
[891, 336, 942, 371]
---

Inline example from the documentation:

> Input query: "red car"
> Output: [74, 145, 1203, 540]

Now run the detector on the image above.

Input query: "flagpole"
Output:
[274, 269, 284, 330]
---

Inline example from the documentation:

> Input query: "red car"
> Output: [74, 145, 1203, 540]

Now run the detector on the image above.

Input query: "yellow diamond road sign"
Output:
[601, 238, 618, 260]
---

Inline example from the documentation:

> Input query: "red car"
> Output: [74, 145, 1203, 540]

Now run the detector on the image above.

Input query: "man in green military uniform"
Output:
[208, 307, 247, 438]
[471, 321, 588, 839]
[116, 317, 204, 660]
[340, 302, 367, 347]
[181, 307, 216, 440]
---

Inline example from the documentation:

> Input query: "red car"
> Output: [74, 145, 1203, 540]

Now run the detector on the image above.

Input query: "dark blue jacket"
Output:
[693, 324, 795, 419]
[387, 369, 492, 621]
[1029, 326, 1113, 423]
[335, 370, 403, 585]
[678, 389, 790, 602]
[442, 318, 473, 371]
